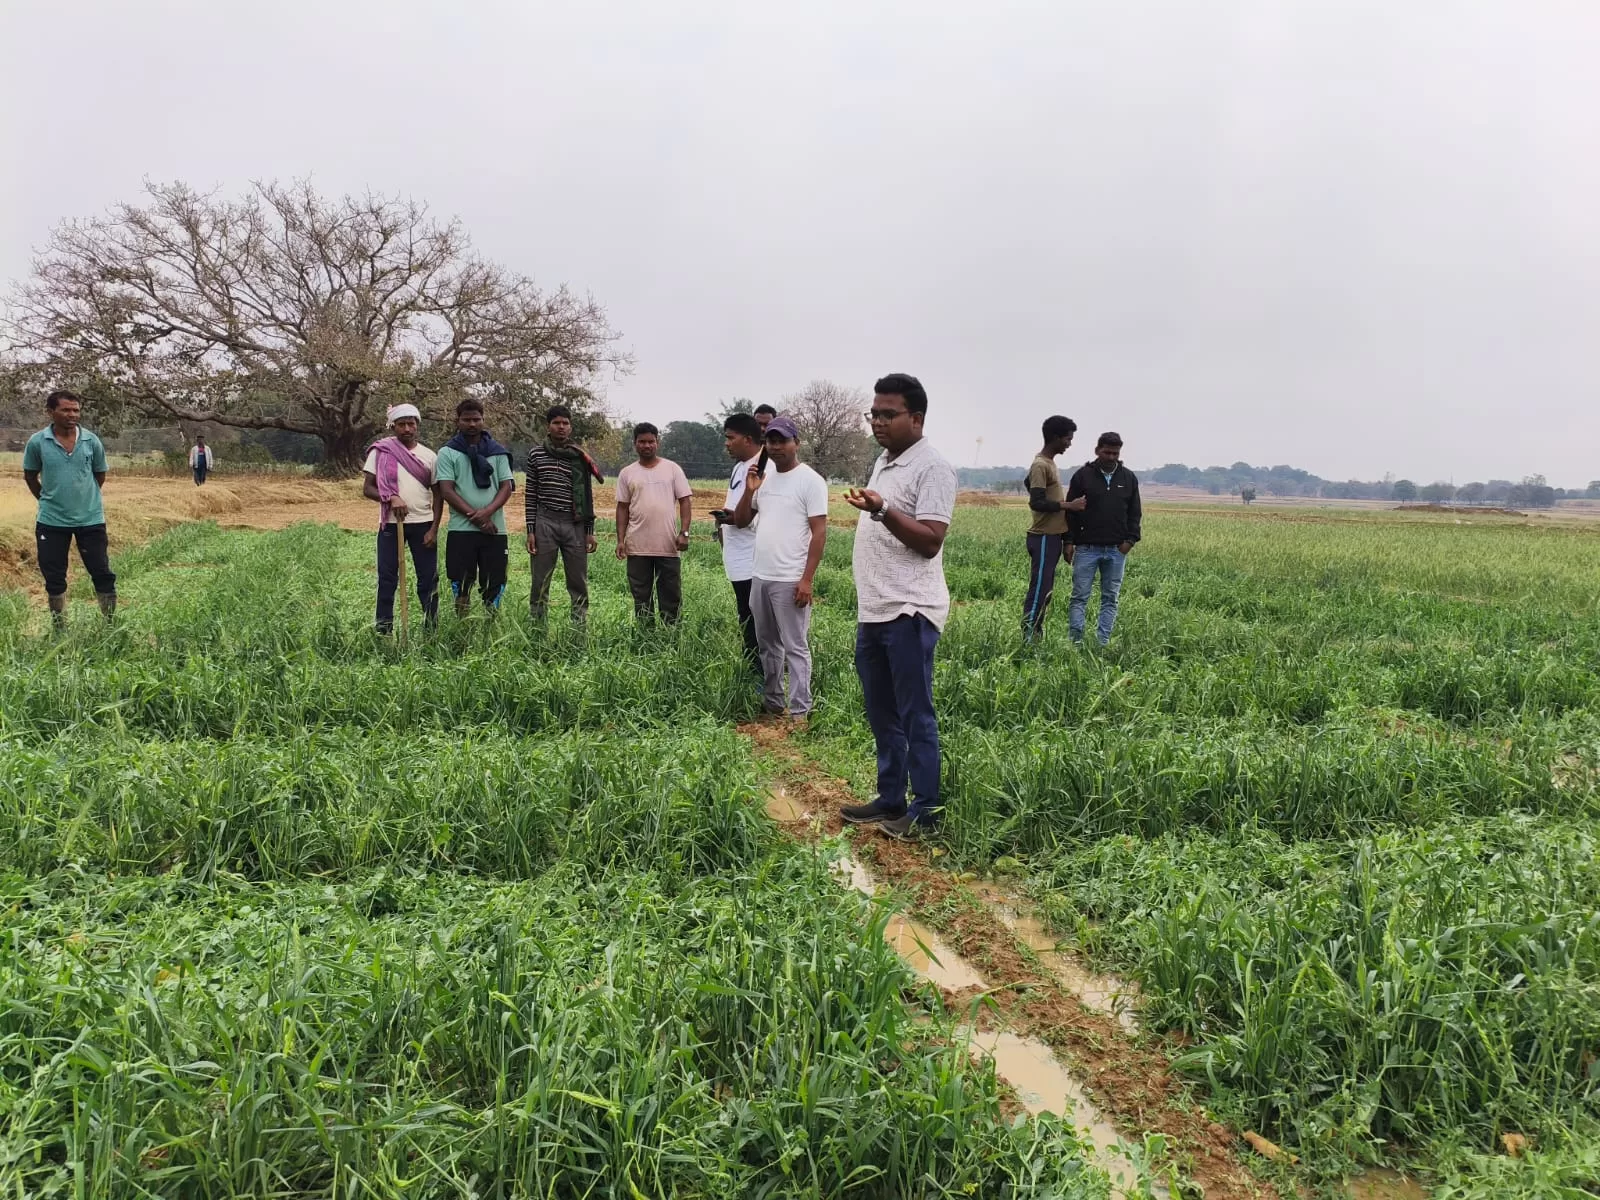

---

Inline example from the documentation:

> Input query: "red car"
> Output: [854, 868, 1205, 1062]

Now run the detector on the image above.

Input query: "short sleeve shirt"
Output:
[23, 426, 108, 527]
[616, 458, 692, 557]
[1026, 455, 1068, 536]
[721, 455, 760, 581]
[751, 462, 830, 582]
[434, 445, 513, 534]
[362, 444, 438, 524]
[852, 438, 958, 630]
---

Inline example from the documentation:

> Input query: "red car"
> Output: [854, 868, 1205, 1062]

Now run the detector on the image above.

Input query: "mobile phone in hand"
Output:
[757, 448, 769, 474]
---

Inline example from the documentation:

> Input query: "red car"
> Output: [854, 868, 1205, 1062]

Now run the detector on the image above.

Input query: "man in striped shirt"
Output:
[525, 405, 600, 623]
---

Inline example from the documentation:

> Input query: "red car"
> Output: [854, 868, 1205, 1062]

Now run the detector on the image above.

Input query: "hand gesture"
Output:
[388, 500, 410, 520]
[745, 462, 765, 491]
[1065, 496, 1088, 512]
[794, 578, 814, 608]
[845, 488, 883, 513]
[585, 534, 598, 554]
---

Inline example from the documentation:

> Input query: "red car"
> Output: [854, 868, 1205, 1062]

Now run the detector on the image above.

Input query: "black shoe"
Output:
[879, 812, 939, 841]
[840, 798, 905, 826]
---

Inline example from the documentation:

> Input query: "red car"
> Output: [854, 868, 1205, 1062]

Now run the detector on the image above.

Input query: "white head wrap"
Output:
[386, 403, 422, 426]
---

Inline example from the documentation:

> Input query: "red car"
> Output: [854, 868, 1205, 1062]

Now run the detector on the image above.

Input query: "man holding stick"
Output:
[362, 403, 442, 633]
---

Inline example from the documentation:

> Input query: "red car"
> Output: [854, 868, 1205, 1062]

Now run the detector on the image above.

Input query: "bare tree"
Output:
[779, 380, 878, 482]
[5, 181, 630, 471]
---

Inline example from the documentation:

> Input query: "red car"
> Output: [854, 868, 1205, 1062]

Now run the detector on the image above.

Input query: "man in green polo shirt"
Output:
[434, 397, 515, 617]
[21, 389, 117, 629]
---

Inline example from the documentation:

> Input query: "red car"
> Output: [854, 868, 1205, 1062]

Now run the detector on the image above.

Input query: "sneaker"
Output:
[878, 812, 939, 841]
[840, 798, 906, 826]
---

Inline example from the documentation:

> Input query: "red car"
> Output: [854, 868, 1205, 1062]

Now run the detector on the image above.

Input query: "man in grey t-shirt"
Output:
[839, 373, 958, 839]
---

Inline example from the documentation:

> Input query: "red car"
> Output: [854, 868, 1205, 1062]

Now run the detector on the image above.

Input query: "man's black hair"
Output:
[873, 373, 927, 416]
[455, 397, 485, 416]
[723, 413, 762, 440]
[753, 403, 778, 417]
[45, 389, 84, 411]
[633, 422, 659, 439]
[1097, 431, 1123, 448]
[545, 404, 573, 422]
[1042, 415, 1077, 442]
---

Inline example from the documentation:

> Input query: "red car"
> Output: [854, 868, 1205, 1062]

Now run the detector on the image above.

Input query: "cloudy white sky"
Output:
[3, 0, 1597, 484]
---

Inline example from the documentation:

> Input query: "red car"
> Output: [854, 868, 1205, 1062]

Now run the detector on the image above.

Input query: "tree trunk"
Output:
[320, 423, 379, 477]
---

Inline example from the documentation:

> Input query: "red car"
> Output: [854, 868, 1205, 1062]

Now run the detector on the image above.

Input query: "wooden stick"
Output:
[396, 521, 409, 638]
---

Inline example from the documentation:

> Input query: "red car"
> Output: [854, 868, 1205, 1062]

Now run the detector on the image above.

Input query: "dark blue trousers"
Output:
[1021, 532, 1064, 640]
[377, 522, 439, 630]
[855, 614, 942, 822]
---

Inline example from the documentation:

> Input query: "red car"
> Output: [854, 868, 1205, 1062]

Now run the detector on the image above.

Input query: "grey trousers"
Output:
[750, 576, 813, 714]
[529, 511, 589, 620]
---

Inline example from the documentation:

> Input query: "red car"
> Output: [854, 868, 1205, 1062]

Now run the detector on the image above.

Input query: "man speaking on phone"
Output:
[717, 412, 765, 674]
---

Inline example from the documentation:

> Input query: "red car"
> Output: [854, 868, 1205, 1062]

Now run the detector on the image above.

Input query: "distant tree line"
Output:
[958, 460, 1598, 507]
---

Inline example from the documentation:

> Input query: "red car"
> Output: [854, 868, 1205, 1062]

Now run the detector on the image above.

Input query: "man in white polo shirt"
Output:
[840, 374, 958, 838]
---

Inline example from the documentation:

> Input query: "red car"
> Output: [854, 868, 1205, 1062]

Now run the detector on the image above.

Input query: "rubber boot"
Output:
[96, 592, 117, 622]
[47, 594, 66, 633]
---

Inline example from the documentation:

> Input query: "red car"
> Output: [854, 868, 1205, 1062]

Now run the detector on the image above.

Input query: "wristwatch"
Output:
[869, 502, 888, 523]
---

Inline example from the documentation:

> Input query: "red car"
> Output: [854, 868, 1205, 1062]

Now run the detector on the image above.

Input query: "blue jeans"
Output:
[1068, 544, 1127, 644]
[855, 615, 942, 822]
[377, 522, 439, 630]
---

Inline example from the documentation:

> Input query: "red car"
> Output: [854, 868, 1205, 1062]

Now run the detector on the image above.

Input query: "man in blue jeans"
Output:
[1065, 431, 1142, 645]
[839, 373, 959, 840]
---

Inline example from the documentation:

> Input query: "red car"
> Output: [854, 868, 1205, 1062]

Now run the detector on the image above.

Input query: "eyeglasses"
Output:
[864, 408, 908, 423]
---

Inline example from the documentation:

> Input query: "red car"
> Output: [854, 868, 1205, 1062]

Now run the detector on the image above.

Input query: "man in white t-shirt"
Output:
[716, 412, 764, 674]
[731, 417, 829, 716]
[362, 403, 443, 631]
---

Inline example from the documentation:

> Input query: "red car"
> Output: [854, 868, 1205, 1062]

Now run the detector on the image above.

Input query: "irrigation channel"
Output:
[754, 726, 1434, 1200]
[749, 724, 1212, 1199]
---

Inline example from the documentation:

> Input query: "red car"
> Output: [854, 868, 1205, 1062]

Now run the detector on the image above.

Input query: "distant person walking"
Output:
[1065, 432, 1142, 645]
[753, 404, 777, 433]
[731, 416, 829, 716]
[1021, 415, 1087, 641]
[615, 423, 693, 625]
[21, 389, 117, 629]
[525, 405, 601, 624]
[717, 412, 764, 673]
[839, 374, 957, 839]
[362, 403, 442, 632]
[189, 436, 213, 486]
[435, 398, 515, 617]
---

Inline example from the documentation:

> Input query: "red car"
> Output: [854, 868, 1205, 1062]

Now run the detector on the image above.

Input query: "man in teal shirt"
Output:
[434, 397, 515, 616]
[21, 390, 117, 629]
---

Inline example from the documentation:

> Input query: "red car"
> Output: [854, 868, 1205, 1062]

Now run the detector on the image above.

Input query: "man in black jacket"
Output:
[1065, 432, 1141, 645]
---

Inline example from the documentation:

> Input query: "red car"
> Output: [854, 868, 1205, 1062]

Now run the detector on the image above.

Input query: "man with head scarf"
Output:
[362, 402, 443, 632]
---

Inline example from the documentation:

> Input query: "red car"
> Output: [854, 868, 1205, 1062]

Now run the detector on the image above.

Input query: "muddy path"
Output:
[743, 718, 1281, 1200]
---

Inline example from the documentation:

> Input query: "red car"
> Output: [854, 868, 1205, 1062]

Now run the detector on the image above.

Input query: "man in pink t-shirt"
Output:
[615, 422, 694, 624]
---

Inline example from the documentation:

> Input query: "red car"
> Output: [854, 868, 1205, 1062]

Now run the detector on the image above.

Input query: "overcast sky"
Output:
[3, 0, 1597, 484]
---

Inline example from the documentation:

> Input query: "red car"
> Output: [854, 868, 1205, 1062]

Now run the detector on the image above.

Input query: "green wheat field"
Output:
[1, 502, 1596, 1198]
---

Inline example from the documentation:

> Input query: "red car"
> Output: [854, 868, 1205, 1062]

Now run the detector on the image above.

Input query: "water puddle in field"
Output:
[1344, 1168, 1427, 1200]
[763, 785, 809, 822]
[833, 855, 983, 990]
[969, 881, 1139, 1032]
[966, 1029, 1150, 1197]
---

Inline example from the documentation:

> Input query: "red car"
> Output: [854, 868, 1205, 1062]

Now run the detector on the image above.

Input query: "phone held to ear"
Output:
[757, 449, 769, 474]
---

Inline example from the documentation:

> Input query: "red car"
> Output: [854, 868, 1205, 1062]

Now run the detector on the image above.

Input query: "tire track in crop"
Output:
[740, 718, 1281, 1200]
